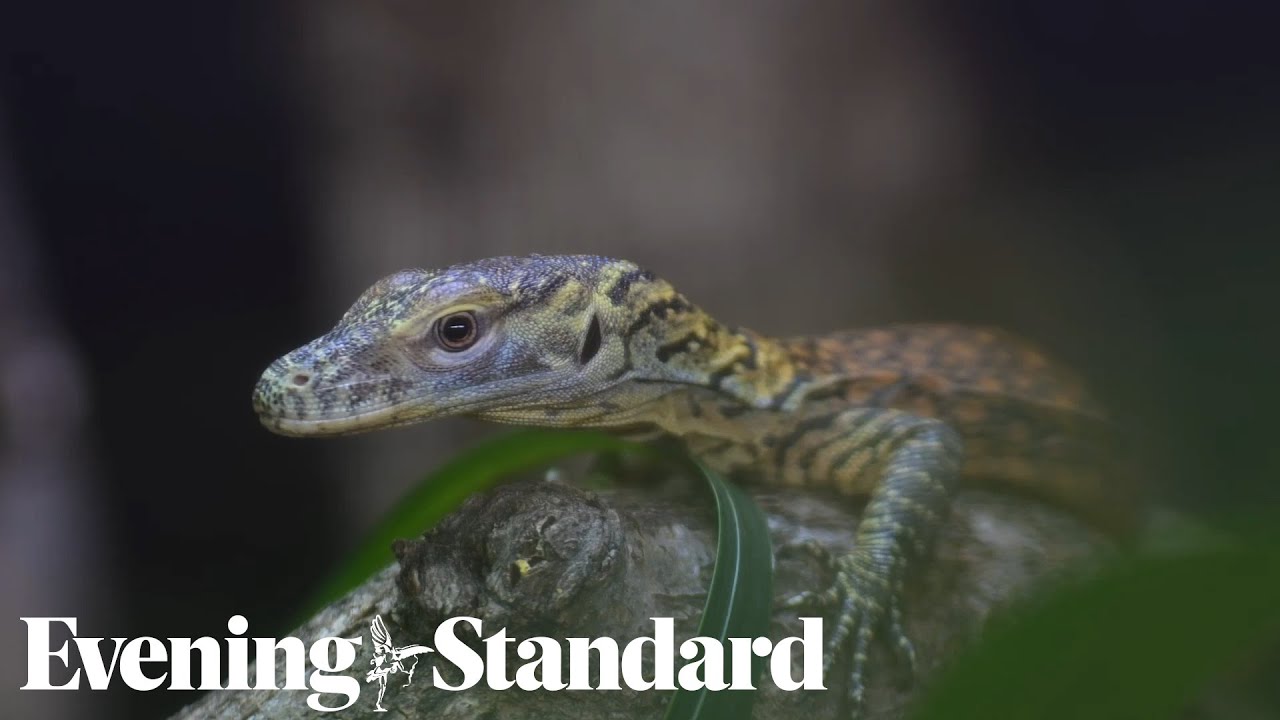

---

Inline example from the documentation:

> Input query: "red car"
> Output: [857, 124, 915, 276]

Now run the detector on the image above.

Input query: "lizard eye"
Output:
[435, 312, 478, 351]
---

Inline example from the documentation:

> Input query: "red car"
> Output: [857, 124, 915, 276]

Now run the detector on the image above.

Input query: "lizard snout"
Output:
[252, 345, 423, 436]
[252, 358, 314, 426]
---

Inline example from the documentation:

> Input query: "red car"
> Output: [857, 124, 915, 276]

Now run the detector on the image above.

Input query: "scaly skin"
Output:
[254, 254, 1127, 717]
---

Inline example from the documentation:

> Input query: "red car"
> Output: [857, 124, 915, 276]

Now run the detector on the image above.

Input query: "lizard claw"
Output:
[777, 544, 915, 720]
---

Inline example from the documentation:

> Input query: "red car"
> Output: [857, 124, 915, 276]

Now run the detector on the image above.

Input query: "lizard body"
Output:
[254, 254, 1128, 716]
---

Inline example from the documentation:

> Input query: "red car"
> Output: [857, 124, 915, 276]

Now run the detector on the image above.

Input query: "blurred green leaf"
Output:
[911, 542, 1280, 720]
[664, 461, 774, 720]
[301, 428, 634, 618]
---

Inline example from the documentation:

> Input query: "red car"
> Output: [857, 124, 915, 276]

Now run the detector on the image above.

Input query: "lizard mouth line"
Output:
[257, 384, 567, 436]
[258, 405, 418, 437]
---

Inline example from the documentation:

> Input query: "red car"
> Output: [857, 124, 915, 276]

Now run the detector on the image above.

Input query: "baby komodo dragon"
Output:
[254, 254, 1125, 717]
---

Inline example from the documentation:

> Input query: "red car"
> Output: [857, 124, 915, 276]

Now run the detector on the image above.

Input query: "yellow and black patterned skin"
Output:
[254, 254, 1127, 716]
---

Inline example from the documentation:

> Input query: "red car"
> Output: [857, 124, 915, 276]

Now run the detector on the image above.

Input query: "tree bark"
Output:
[172, 479, 1106, 720]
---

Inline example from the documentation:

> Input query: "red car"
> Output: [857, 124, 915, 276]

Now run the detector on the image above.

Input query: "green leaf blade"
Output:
[664, 461, 774, 720]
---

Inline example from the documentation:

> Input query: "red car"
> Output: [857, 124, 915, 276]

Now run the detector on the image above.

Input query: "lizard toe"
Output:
[779, 585, 841, 612]
[887, 598, 917, 688]
[776, 538, 837, 568]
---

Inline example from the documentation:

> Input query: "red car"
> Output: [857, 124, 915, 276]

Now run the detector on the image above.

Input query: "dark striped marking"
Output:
[608, 295, 691, 381]
[511, 272, 570, 310]
[821, 420, 902, 482]
[868, 376, 916, 408]
[684, 394, 703, 418]
[791, 411, 897, 482]
[704, 360, 740, 390]
[622, 296, 694, 341]
[738, 330, 760, 370]
[766, 409, 845, 466]
[655, 330, 701, 362]
[768, 374, 813, 410]
[606, 267, 655, 305]
[798, 381, 845, 404]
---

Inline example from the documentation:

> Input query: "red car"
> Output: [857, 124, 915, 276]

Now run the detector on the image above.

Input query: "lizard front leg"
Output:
[775, 408, 964, 718]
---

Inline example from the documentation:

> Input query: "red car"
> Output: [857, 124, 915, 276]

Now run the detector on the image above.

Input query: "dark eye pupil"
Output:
[438, 313, 476, 348]
[443, 318, 470, 340]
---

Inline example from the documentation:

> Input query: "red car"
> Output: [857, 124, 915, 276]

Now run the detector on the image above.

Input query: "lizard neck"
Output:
[475, 271, 804, 433]
[611, 277, 802, 411]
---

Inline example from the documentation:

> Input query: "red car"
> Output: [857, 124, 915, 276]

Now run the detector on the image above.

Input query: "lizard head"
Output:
[253, 255, 672, 435]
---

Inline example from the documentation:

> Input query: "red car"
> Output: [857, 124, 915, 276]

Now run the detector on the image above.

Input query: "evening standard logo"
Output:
[20, 613, 826, 712]
[365, 615, 430, 711]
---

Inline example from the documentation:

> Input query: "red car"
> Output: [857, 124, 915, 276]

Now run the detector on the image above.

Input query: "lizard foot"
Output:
[780, 543, 914, 719]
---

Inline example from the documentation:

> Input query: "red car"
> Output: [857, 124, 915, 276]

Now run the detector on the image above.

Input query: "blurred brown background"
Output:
[1, 2, 1276, 718]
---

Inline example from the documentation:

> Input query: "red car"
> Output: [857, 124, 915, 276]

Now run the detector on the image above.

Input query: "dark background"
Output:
[1, 2, 1277, 718]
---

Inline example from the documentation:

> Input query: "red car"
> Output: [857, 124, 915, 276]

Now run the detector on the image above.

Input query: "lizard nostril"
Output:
[291, 373, 312, 387]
